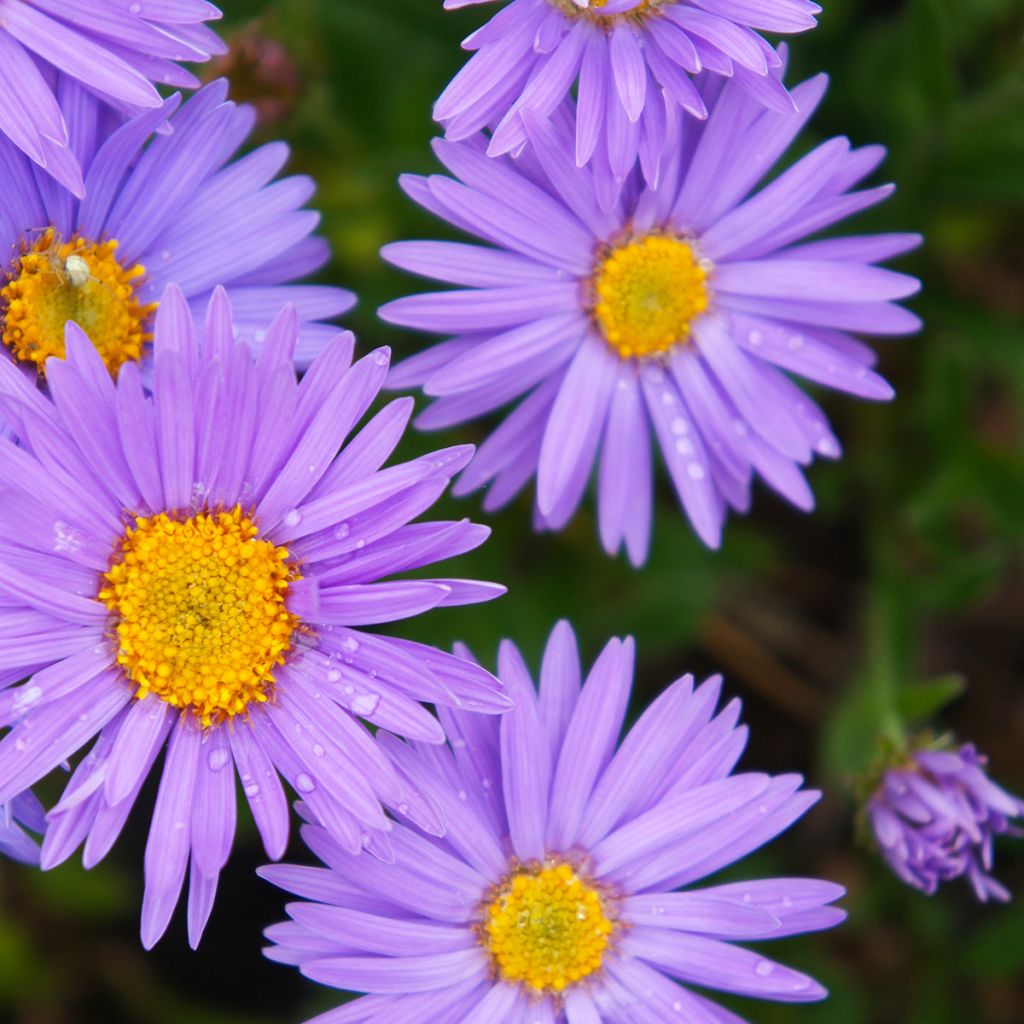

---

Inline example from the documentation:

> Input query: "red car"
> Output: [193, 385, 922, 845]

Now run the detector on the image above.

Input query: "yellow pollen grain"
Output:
[483, 861, 614, 995]
[98, 506, 300, 727]
[0, 228, 156, 377]
[591, 233, 709, 359]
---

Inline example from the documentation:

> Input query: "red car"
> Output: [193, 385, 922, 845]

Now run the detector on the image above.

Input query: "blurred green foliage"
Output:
[1, 1, 1023, 1022]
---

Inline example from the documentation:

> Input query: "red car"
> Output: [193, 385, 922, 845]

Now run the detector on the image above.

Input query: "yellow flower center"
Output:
[99, 507, 300, 727]
[592, 234, 709, 359]
[0, 228, 155, 377]
[483, 861, 615, 995]
[554, 0, 661, 25]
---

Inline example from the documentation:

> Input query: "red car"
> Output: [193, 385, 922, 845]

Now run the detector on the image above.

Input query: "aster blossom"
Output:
[436, 0, 820, 186]
[0, 791, 46, 865]
[0, 286, 509, 949]
[0, 0, 224, 196]
[262, 621, 844, 1023]
[0, 78, 353, 393]
[381, 63, 921, 561]
[867, 740, 1024, 902]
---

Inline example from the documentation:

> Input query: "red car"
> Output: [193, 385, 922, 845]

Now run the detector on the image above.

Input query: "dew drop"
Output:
[373, 349, 389, 366]
[13, 686, 42, 713]
[343, 684, 354, 696]
[312, 743, 325, 758]
[295, 773, 316, 793]
[686, 462, 705, 480]
[173, 820, 186, 832]
[675, 438, 693, 456]
[160, 249, 171, 262]
[754, 959, 775, 977]
[748, 329, 762, 347]
[14, 737, 28, 752]
[244, 783, 260, 798]
[457, 789, 468, 802]
[207, 748, 230, 771]
[129, 2, 141, 13]
[670, 416, 688, 435]
[326, 669, 342, 684]
[350, 693, 380, 716]
[341, 636, 359, 653]
[283, 508, 302, 528]
[334, 522, 350, 540]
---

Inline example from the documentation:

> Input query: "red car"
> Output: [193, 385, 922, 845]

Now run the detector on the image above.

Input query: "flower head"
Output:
[436, 0, 820, 185]
[0, 79, 353, 390]
[0, 0, 224, 195]
[0, 287, 509, 949]
[262, 621, 844, 1021]
[867, 741, 1024, 902]
[381, 66, 921, 561]
[1, 791, 46, 865]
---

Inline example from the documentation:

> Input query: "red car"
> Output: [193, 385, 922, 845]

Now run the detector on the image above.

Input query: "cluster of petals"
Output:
[382, 60, 921, 560]
[263, 621, 845, 1023]
[0, 288, 508, 948]
[437, 0, 821, 186]
[0, 0, 224, 196]
[0, 78, 353, 375]
[0, 791, 45, 865]
[868, 743, 1024, 902]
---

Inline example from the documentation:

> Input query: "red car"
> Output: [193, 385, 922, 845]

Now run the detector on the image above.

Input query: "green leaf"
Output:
[896, 674, 967, 725]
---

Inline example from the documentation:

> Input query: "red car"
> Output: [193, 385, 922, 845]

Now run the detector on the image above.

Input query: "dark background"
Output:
[2, 1, 1024, 1021]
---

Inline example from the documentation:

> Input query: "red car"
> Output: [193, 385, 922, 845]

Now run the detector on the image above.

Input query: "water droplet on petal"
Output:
[334, 522, 350, 540]
[208, 748, 230, 771]
[295, 773, 315, 793]
[754, 959, 775, 977]
[350, 693, 380, 716]
[283, 509, 302, 528]
[312, 744, 325, 758]
[244, 783, 260, 798]
[326, 669, 342, 684]
[686, 462, 705, 480]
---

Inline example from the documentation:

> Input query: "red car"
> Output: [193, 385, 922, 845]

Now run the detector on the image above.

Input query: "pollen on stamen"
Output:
[591, 233, 710, 359]
[0, 227, 156, 377]
[98, 506, 301, 728]
[482, 860, 616, 996]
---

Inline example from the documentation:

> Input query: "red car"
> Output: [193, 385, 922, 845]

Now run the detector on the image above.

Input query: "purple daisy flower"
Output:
[0, 0, 224, 196]
[0, 78, 353, 394]
[1, 791, 47, 865]
[436, 0, 820, 185]
[381, 64, 922, 561]
[262, 621, 844, 1022]
[867, 742, 1024, 902]
[0, 286, 509, 949]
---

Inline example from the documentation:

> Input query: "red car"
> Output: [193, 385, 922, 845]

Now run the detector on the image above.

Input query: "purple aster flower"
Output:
[381, 64, 922, 562]
[0, 78, 353, 395]
[436, 0, 820, 186]
[0, 791, 46, 865]
[262, 621, 844, 1022]
[0, 286, 509, 949]
[867, 742, 1024, 902]
[0, 0, 224, 196]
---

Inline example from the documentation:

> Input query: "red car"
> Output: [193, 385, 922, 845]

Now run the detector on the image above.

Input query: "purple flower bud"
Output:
[868, 743, 1024, 902]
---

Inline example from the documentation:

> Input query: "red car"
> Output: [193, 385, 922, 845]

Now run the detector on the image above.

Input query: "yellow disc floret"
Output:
[1, 228, 156, 377]
[99, 506, 300, 726]
[554, 0, 660, 25]
[592, 233, 710, 359]
[483, 861, 615, 995]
